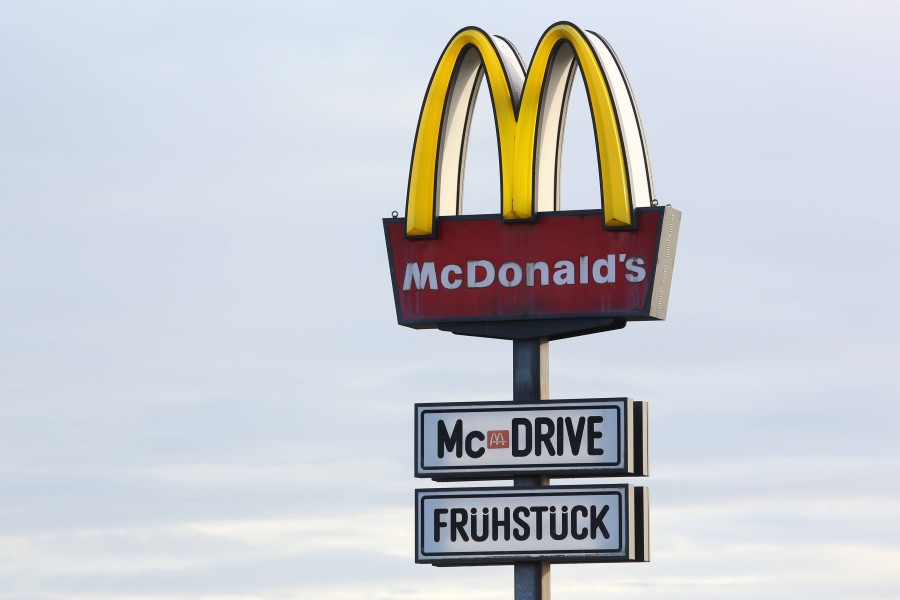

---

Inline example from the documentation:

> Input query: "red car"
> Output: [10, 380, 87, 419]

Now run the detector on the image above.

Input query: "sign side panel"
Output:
[648, 207, 680, 319]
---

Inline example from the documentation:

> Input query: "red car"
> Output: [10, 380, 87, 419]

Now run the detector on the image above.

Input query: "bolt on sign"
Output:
[416, 484, 649, 565]
[384, 21, 680, 341]
[415, 399, 647, 480]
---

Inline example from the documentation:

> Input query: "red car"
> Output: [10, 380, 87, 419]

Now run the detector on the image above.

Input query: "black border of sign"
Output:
[383, 206, 680, 340]
[418, 403, 623, 471]
[415, 484, 642, 565]
[414, 398, 647, 480]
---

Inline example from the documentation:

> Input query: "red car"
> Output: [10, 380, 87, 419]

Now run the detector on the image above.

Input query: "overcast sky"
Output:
[2, 1, 899, 599]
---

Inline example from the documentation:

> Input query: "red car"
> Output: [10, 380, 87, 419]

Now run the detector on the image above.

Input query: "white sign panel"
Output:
[415, 398, 646, 479]
[415, 484, 648, 565]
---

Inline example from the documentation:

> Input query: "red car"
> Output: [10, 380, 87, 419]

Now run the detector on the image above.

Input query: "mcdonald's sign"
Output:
[384, 22, 680, 340]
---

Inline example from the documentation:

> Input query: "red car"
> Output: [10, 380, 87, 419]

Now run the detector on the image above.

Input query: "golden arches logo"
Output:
[405, 22, 654, 237]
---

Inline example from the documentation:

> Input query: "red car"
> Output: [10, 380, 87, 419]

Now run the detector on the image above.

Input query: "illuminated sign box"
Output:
[385, 206, 679, 339]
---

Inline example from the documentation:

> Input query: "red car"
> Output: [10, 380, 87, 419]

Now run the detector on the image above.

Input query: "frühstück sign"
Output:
[416, 484, 648, 565]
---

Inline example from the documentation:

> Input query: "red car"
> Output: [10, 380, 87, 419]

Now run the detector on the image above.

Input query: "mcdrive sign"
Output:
[416, 398, 647, 479]
[384, 22, 679, 340]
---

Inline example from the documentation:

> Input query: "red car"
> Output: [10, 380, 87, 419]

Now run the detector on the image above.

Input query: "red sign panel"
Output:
[384, 207, 679, 334]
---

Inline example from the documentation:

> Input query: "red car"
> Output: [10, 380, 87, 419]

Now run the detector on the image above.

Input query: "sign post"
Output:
[513, 339, 550, 600]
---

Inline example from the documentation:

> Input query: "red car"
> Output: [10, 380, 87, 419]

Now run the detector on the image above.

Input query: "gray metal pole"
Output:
[513, 338, 550, 600]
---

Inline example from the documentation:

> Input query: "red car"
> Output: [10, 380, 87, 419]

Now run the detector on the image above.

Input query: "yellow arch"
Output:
[405, 22, 650, 237]
[515, 23, 630, 226]
[405, 28, 522, 236]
